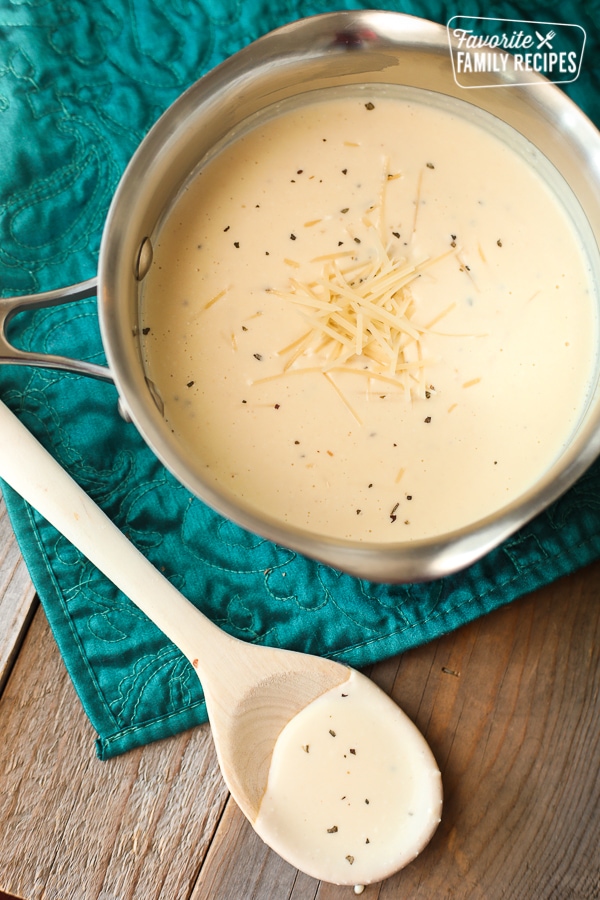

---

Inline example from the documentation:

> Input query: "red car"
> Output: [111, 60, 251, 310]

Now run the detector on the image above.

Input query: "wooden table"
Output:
[0, 488, 598, 900]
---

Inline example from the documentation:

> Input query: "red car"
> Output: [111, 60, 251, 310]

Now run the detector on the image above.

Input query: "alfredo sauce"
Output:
[141, 87, 598, 542]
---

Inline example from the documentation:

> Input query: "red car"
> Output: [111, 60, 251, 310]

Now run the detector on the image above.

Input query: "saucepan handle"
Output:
[0, 278, 113, 382]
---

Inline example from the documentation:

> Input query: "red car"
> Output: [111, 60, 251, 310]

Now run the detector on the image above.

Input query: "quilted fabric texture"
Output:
[1, 0, 600, 759]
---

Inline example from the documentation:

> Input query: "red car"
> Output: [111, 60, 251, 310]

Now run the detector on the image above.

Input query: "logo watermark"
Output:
[447, 16, 586, 88]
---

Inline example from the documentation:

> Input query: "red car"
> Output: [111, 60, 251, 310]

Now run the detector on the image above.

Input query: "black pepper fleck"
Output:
[365, 101, 375, 110]
[329, 729, 336, 737]
[424, 416, 432, 423]
[327, 825, 338, 833]
[253, 353, 263, 361]
[234, 241, 240, 248]
[142, 327, 151, 335]
[290, 233, 297, 240]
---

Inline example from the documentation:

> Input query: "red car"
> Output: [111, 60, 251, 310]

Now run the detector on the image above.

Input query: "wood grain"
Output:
[0, 552, 598, 898]
[0, 607, 228, 900]
[376, 566, 600, 899]
[0, 494, 37, 691]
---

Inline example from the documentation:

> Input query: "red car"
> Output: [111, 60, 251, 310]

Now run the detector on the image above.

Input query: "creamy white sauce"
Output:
[141, 87, 598, 542]
[253, 669, 442, 886]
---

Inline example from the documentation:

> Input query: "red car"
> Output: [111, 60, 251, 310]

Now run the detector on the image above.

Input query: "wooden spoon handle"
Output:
[0, 398, 227, 668]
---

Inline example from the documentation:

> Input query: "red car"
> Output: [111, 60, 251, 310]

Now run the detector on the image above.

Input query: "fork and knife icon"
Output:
[535, 29, 556, 49]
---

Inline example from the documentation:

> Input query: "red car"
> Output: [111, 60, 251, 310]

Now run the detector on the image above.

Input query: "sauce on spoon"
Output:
[254, 669, 442, 887]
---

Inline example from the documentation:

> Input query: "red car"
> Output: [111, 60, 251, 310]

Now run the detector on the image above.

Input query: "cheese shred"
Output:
[271, 226, 453, 398]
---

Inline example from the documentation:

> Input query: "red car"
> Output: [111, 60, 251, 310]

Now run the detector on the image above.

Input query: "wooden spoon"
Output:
[0, 398, 442, 885]
[0, 398, 350, 822]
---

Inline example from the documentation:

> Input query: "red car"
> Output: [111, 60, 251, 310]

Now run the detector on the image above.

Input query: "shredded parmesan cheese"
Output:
[203, 288, 228, 310]
[323, 372, 362, 424]
[270, 227, 452, 398]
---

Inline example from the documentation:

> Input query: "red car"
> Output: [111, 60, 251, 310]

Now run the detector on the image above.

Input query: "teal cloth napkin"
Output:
[2, 0, 600, 759]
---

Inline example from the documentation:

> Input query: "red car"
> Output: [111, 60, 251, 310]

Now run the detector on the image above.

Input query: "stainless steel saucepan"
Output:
[2, 10, 600, 583]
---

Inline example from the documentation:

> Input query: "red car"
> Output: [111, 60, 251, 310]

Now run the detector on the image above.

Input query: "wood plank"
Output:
[370, 563, 600, 899]
[0, 554, 598, 898]
[0, 606, 229, 900]
[0, 491, 37, 691]
[191, 796, 300, 900]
